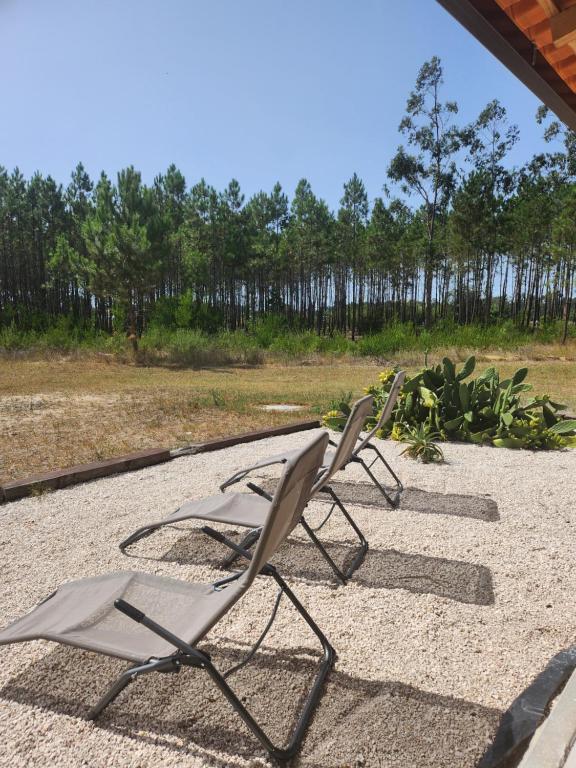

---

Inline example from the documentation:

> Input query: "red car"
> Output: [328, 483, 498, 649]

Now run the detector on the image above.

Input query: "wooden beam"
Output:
[532, 0, 576, 85]
[534, 0, 559, 19]
[551, 6, 576, 49]
[0, 420, 322, 503]
[498, 0, 526, 9]
[0, 448, 173, 502]
[436, 0, 576, 131]
[175, 420, 321, 455]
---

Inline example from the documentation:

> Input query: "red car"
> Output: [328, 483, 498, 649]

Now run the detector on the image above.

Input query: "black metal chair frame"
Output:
[326, 370, 406, 509]
[211, 476, 367, 586]
[82, 550, 334, 762]
[121, 467, 368, 586]
[337, 437, 404, 509]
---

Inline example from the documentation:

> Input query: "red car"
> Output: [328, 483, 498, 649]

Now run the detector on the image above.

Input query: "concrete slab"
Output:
[519, 668, 576, 768]
[259, 403, 304, 412]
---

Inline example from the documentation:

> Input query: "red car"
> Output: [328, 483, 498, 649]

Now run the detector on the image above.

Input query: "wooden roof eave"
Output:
[437, 0, 576, 131]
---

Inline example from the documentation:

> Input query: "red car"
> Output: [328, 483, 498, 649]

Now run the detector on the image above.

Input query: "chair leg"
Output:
[353, 450, 402, 508]
[374, 448, 404, 492]
[87, 657, 180, 719]
[300, 517, 348, 585]
[321, 486, 368, 580]
[197, 567, 335, 761]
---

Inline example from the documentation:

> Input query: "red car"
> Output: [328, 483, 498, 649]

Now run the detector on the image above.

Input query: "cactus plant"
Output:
[399, 424, 445, 463]
[323, 358, 576, 451]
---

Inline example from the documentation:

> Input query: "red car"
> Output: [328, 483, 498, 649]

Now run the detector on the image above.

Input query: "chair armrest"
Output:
[212, 572, 243, 591]
[220, 468, 251, 492]
[219, 458, 288, 492]
[114, 599, 198, 657]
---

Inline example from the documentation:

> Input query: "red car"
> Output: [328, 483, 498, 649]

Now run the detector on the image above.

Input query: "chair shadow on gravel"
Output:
[336, 481, 499, 521]
[161, 529, 495, 606]
[0, 642, 501, 768]
[259, 479, 500, 522]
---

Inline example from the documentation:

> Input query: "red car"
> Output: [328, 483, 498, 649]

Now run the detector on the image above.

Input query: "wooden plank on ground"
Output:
[178, 419, 321, 454]
[0, 420, 321, 503]
[0, 448, 172, 503]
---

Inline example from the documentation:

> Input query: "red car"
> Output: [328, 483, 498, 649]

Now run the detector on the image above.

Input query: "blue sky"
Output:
[0, 0, 558, 209]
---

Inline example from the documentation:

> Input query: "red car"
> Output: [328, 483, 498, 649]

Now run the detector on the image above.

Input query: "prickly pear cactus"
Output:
[322, 357, 576, 451]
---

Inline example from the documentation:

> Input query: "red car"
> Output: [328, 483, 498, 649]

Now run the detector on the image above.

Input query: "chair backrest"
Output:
[244, 431, 329, 583]
[311, 395, 374, 495]
[354, 370, 405, 454]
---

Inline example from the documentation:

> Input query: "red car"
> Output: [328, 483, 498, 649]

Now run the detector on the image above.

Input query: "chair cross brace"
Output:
[208, 484, 367, 586]
[85, 566, 334, 762]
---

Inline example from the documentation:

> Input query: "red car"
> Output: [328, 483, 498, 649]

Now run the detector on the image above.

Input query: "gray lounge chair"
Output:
[222, 372, 406, 508]
[120, 396, 375, 584]
[0, 433, 334, 762]
[343, 370, 406, 506]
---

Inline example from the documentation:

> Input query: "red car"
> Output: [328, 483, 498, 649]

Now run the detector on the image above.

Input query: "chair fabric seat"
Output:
[0, 571, 247, 663]
[168, 492, 272, 528]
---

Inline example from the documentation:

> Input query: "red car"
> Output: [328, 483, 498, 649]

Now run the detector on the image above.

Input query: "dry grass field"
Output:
[1, 348, 576, 484]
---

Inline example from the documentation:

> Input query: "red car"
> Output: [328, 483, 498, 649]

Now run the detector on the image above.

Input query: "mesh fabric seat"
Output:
[0, 433, 334, 762]
[120, 493, 271, 549]
[174, 493, 270, 527]
[0, 572, 247, 663]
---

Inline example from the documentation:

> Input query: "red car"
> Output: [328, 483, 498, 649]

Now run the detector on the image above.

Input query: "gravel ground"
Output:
[0, 430, 575, 768]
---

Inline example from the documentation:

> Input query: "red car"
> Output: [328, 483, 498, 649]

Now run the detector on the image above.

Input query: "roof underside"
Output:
[437, 0, 576, 131]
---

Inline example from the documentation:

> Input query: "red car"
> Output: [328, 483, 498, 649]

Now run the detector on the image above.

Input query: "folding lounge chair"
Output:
[120, 396, 375, 584]
[0, 433, 334, 762]
[341, 370, 406, 507]
[221, 373, 406, 508]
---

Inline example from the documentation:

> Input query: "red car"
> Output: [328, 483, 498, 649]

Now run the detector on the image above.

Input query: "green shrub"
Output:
[316, 333, 350, 356]
[356, 325, 417, 356]
[353, 320, 567, 357]
[269, 331, 318, 357]
[1, 317, 574, 368]
[138, 327, 264, 367]
[323, 359, 576, 451]
[0, 318, 119, 353]
[0, 323, 35, 350]
[399, 424, 445, 463]
[249, 315, 289, 349]
[148, 296, 179, 328]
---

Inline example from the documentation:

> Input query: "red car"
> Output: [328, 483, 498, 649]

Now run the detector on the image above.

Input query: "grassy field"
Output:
[2, 347, 576, 484]
[3, 319, 576, 366]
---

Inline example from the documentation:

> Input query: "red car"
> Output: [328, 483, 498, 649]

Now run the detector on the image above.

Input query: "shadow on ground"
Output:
[159, 529, 494, 606]
[0, 642, 501, 768]
[259, 479, 500, 522]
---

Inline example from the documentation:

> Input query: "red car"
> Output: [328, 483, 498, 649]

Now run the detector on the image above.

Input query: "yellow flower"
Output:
[378, 368, 395, 383]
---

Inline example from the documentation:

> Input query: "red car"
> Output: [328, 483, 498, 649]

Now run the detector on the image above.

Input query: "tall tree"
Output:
[337, 173, 368, 338]
[388, 56, 461, 327]
[461, 100, 518, 322]
[79, 169, 162, 349]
